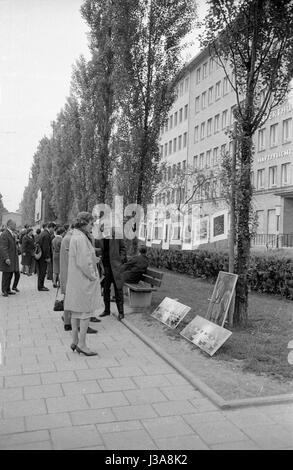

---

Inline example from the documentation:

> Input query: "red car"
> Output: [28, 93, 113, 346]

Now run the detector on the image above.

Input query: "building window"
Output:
[213, 147, 218, 165]
[257, 168, 265, 189]
[168, 167, 171, 180]
[269, 166, 277, 187]
[221, 143, 227, 156]
[201, 91, 207, 109]
[200, 122, 205, 140]
[223, 76, 229, 95]
[194, 126, 199, 143]
[193, 155, 198, 168]
[202, 62, 208, 79]
[207, 118, 212, 137]
[222, 109, 228, 129]
[199, 153, 204, 169]
[184, 104, 188, 120]
[179, 108, 183, 123]
[178, 135, 182, 150]
[160, 145, 163, 158]
[230, 105, 237, 125]
[185, 77, 189, 92]
[169, 140, 172, 154]
[196, 67, 201, 84]
[283, 118, 292, 143]
[215, 81, 221, 100]
[214, 114, 220, 133]
[160, 125, 164, 135]
[209, 57, 214, 74]
[281, 163, 290, 185]
[270, 123, 278, 147]
[177, 162, 181, 175]
[164, 120, 168, 132]
[258, 128, 266, 151]
[183, 160, 186, 171]
[183, 132, 187, 148]
[250, 171, 254, 187]
[164, 143, 168, 157]
[179, 81, 184, 97]
[208, 86, 213, 105]
[174, 112, 178, 127]
[206, 149, 211, 168]
[195, 96, 200, 114]
[169, 115, 173, 129]
[173, 137, 177, 152]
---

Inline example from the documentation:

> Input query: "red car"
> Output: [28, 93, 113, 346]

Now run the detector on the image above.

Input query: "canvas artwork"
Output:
[162, 219, 171, 250]
[210, 210, 228, 242]
[180, 315, 232, 356]
[151, 297, 191, 329]
[138, 222, 147, 241]
[182, 214, 193, 250]
[192, 216, 209, 247]
[206, 271, 238, 327]
[146, 221, 153, 247]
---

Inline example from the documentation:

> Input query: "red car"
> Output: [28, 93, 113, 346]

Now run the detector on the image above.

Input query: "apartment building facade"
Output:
[158, 48, 293, 247]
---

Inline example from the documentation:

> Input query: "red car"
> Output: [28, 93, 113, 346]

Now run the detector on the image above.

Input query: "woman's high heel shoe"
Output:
[75, 346, 97, 356]
[70, 343, 77, 352]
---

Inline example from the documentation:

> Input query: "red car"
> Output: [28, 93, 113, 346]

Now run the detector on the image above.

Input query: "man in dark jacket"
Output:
[0, 219, 19, 296]
[37, 222, 55, 291]
[95, 228, 127, 321]
[121, 245, 149, 284]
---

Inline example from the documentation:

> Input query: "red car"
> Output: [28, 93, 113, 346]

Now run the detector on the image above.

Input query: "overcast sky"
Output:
[0, 0, 206, 213]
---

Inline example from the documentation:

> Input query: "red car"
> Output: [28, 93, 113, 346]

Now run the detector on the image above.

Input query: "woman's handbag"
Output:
[34, 244, 42, 261]
[53, 287, 64, 311]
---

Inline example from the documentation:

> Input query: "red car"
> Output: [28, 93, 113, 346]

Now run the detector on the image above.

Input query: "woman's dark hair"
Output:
[56, 227, 65, 236]
[74, 212, 94, 229]
[36, 228, 41, 234]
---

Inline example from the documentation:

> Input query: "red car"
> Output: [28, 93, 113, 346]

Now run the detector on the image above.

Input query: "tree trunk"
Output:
[234, 132, 253, 326]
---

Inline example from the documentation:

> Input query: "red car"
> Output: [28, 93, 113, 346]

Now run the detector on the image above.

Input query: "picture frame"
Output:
[151, 297, 191, 329]
[205, 271, 238, 327]
[180, 315, 232, 356]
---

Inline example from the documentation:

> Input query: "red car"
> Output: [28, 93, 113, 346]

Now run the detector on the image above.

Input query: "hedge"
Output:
[147, 247, 293, 299]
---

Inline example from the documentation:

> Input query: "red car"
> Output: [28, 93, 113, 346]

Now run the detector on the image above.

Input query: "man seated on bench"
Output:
[121, 245, 148, 284]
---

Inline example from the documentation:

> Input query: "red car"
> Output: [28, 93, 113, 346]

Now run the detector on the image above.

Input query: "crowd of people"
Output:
[0, 213, 149, 356]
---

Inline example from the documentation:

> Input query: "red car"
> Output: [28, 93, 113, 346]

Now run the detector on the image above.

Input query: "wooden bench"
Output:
[125, 268, 164, 308]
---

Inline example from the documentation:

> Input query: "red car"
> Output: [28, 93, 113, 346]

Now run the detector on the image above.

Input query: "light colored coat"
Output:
[64, 229, 102, 313]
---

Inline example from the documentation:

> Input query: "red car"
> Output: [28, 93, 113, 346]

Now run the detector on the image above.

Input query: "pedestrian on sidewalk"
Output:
[60, 225, 73, 331]
[21, 228, 35, 276]
[0, 219, 19, 297]
[52, 226, 65, 288]
[95, 226, 127, 321]
[65, 212, 104, 356]
[36, 222, 55, 292]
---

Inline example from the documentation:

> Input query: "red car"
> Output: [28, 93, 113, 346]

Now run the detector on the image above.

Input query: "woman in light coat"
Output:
[65, 212, 103, 356]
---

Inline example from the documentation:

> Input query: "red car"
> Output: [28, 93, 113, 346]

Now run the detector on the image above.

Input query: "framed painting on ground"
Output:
[151, 297, 191, 329]
[180, 315, 232, 356]
[205, 271, 238, 327]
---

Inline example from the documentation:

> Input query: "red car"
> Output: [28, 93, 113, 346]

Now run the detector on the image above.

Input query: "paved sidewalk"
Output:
[0, 274, 293, 450]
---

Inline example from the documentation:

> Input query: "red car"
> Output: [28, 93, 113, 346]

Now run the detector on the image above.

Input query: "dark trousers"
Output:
[103, 265, 124, 315]
[2, 272, 13, 294]
[37, 259, 47, 290]
[12, 272, 20, 289]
